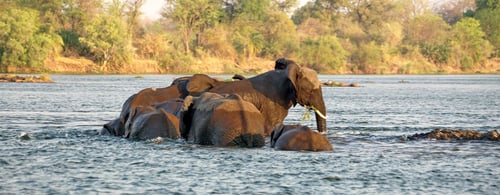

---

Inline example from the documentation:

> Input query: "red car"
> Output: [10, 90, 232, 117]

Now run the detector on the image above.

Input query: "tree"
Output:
[260, 11, 299, 58]
[224, 0, 299, 59]
[474, 0, 500, 56]
[347, 0, 399, 44]
[0, 6, 62, 72]
[223, 0, 271, 21]
[59, 0, 102, 56]
[79, 14, 132, 72]
[272, 0, 297, 13]
[450, 17, 493, 70]
[298, 35, 348, 73]
[62, 0, 102, 33]
[17, 0, 66, 32]
[163, 0, 223, 55]
[230, 17, 265, 58]
[435, 0, 476, 24]
[404, 14, 451, 64]
[124, 0, 146, 39]
[292, 0, 348, 26]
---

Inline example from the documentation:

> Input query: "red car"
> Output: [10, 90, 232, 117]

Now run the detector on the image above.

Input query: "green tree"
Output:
[351, 42, 384, 74]
[292, 0, 348, 26]
[224, 0, 300, 59]
[450, 17, 493, 70]
[272, 0, 297, 13]
[298, 35, 347, 73]
[436, 0, 476, 24]
[163, 0, 223, 55]
[79, 14, 132, 72]
[474, 0, 500, 56]
[124, 0, 146, 39]
[260, 11, 299, 58]
[230, 18, 265, 58]
[347, 0, 400, 44]
[223, 0, 270, 21]
[17, 0, 66, 32]
[0, 6, 62, 72]
[62, 0, 102, 33]
[59, 0, 102, 56]
[404, 14, 451, 64]
[197, 24, 237, 58]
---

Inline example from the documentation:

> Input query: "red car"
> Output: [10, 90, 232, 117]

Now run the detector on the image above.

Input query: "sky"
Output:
[140, 0, 311, 20]
[140, 0, 164, 20]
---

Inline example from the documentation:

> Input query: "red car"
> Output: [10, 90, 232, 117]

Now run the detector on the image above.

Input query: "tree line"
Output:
[0, 0, 498, 74]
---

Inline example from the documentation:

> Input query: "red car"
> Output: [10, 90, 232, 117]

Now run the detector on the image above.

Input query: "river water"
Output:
[1, 74, 499, 194]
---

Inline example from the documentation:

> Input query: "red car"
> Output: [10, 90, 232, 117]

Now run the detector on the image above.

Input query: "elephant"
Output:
[270, 124, 333, 151]
[206, 59, 328, 135]
[100, 74, 243, 137]
[182, 92, 266, 148]
[123, 98, 186, 140]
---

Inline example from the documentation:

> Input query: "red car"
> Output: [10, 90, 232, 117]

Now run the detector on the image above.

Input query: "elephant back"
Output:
[186, 92, 266, 147]
[273, 125, 333, 151]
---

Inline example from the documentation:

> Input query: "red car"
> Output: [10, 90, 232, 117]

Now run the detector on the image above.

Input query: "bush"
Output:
[298, 35, 348, 73]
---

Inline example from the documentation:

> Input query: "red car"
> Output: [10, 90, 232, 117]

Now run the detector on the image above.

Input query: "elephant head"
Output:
[286, 63, 327, 134]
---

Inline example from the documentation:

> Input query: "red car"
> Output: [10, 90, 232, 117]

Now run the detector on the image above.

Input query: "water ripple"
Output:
[1, 75, 499, 194]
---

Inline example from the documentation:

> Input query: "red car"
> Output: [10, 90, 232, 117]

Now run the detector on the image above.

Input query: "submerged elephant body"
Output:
[271, 124, 333, 151]
[124, 98, 187, 140]
[183, 92, 266, 147]
[100, 74, 230, 137]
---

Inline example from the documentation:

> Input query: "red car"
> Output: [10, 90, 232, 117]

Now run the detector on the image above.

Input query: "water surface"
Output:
[1, 75, 499, 194]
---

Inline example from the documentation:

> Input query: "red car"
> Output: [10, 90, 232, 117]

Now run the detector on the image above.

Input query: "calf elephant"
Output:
[206, 59, 327, 135]
[123, 98, 186, 140]
[271, 124, 333, 151]
[182, 92, 266, 148]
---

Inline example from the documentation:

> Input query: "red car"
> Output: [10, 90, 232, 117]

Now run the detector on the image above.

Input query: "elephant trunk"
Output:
[310, 89, 327, 134]
[314, 103, 327, 133]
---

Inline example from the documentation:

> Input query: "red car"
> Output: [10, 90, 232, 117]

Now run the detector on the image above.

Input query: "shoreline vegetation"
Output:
[1, 1, 500, 75]
[3, 56, 499, 75]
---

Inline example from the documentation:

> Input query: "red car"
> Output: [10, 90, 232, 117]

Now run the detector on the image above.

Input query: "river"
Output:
[1, 74, 499, 194]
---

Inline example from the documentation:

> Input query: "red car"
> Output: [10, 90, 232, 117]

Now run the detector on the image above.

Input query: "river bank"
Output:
[2, 57, 500, 75]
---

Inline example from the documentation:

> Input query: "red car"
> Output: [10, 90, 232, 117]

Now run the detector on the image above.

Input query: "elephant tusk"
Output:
[314, 108, 328, 120]
[306, 106, 327, 120]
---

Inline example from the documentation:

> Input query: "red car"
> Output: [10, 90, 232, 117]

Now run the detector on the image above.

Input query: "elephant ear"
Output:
[124, 106, 141, 138]
[270, 124, 285, 148]
[285, 63, 301, 106]
[186, 74, 216, 96]
[298, 68, 322, 92]
[182, 96, 194, 112]
[285, 62, 300, 88]
[288, 65, 321, 106]
[180, 95, 196, 139]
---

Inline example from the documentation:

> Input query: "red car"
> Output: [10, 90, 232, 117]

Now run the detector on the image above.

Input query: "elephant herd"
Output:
[100, 58, 333, 151]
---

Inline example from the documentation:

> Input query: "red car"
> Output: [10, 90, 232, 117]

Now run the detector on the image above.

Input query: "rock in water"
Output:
[408, 129, 500, 141]
[19, 132, 31, 140]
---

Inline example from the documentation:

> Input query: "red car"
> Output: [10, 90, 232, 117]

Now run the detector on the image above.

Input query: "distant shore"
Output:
[2, 57, 500, 75]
